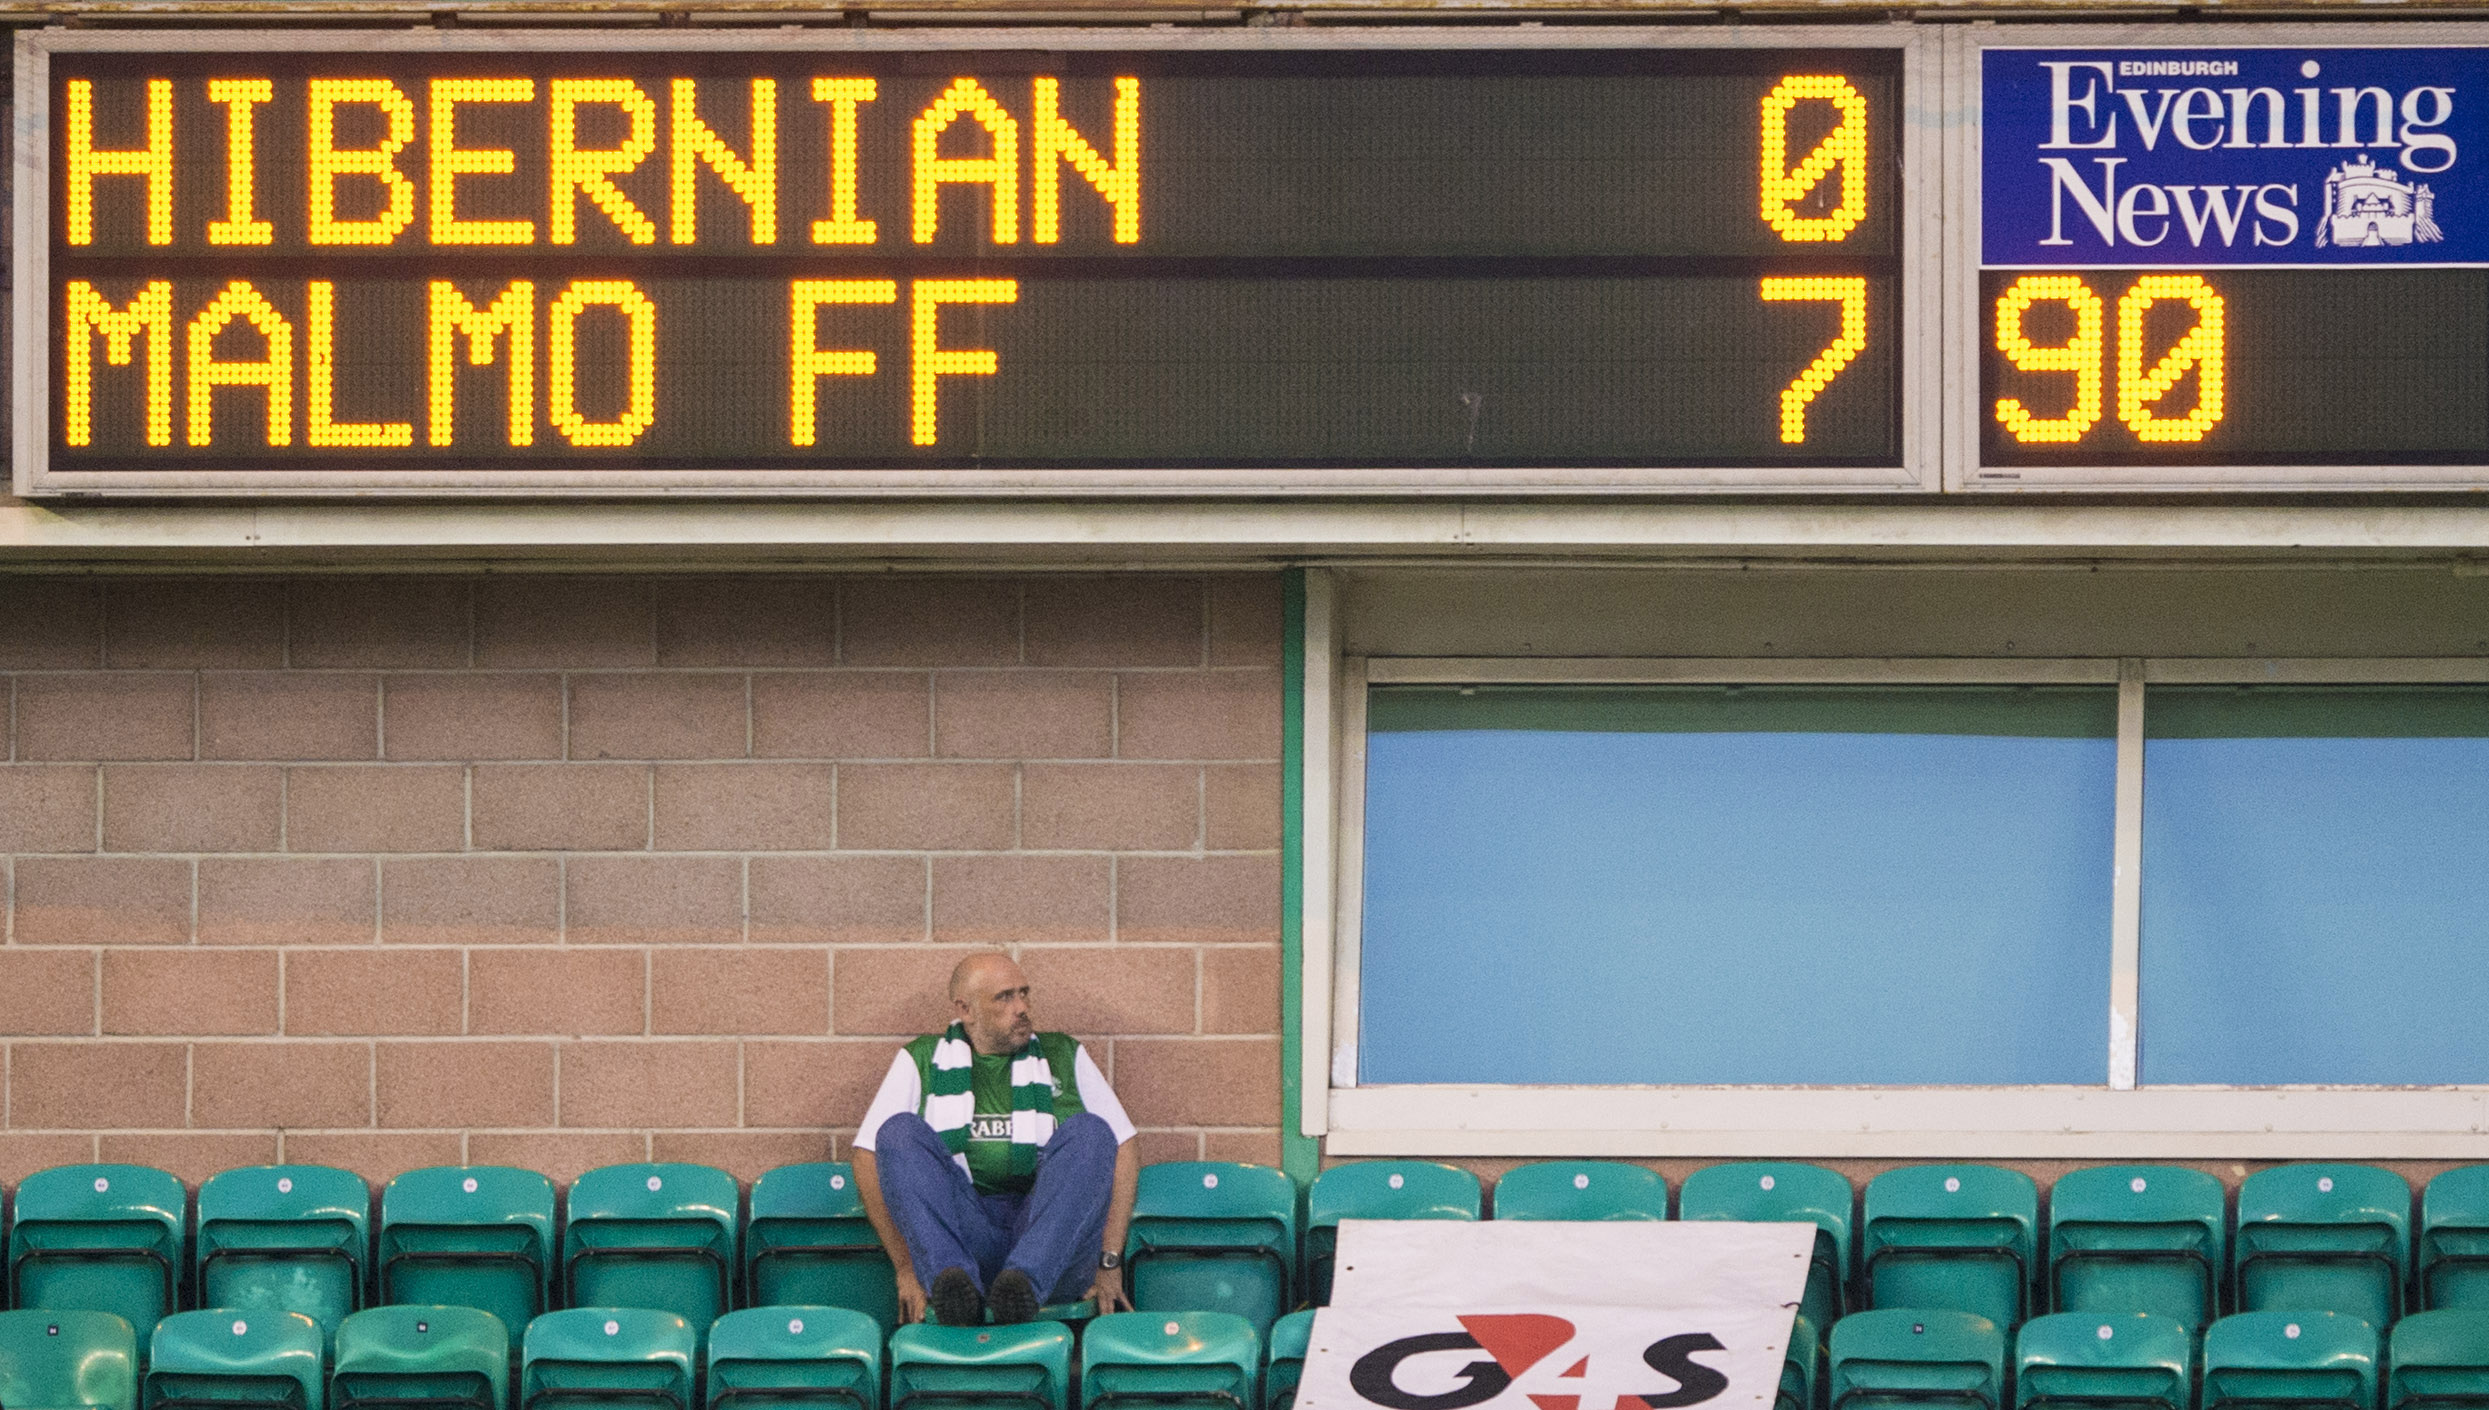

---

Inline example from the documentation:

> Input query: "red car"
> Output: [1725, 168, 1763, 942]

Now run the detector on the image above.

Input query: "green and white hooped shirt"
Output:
[856, 1028, 1136, 1195]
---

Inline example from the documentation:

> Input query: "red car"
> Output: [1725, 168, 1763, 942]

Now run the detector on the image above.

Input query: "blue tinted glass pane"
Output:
[1357, 686, 2116, 1086]
[2141, 687, 2489, 1085]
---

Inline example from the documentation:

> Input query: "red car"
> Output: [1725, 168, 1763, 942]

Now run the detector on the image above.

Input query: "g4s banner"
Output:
[1294, 1222, 1813, 1410]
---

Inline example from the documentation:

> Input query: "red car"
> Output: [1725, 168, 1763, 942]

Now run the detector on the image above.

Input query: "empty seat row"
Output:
[0, 1302, 1297, 1410]
[1799, 1305, 2489, 1410]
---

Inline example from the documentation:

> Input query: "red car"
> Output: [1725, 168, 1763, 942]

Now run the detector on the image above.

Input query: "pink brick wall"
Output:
[0, 573, 1284, 1186]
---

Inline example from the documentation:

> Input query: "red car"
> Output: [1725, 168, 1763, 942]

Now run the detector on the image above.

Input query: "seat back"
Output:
[888, 1322, 1075, 1410]
[1126, 1164, 1299, 1338]
[1683, 1164, 1856, 1334]
[2387, 1308, 2489, 1410]
[142, 1310, 324, 1410]
[2202, 1311, 2378, 1410]
[562, 1166, 739, 1349]
[1782, 1314, 1824, 1410]
[1862, 1167, 2038, 1331]
[332, 1304, 512, 1410]
[0, 1308, 141, 1410]
[1081, 1311, 1259, 1410]
[2421, 1168, 2489, 1312]
[2235, 1166, 2410, 1329]
[519, 1309, 697, 1410]
[379, 1168, 557, 1338]
[1263, 1312, 1312, 1410]
[2012, 1312, 2191, 1410]
[1303, 1163, 1480, 1306]
[10, 1166, 189, 1342]
[2049, 1167, 2228, 1330]
[1491, 1164, 1668, 1223]
[705, 1306, 881, 1410]
[744, 1165, 897, 1333]
[1827, 1309, 2007, 1410]
[195, 1166, 372, 1355]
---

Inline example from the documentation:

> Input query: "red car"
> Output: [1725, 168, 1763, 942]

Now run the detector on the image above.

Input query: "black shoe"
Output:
[929, 1267, 984, 1326]
[987, 1267, 1040, 1324]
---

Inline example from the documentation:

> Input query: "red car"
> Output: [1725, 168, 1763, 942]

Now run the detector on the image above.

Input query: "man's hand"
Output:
[895, 1266, 928, 1325]
[1090, 1262, 1131, 1316]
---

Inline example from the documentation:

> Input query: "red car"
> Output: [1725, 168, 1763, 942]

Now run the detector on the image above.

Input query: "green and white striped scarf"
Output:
[910, 1023, 1070, 1193]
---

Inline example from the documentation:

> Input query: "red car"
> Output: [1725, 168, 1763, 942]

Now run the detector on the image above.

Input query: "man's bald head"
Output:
[950, 952, 1034, 1054]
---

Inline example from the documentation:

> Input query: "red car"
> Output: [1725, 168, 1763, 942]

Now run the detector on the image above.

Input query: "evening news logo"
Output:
[2031, 59, 2458, 250]
[1346, 1315, 1728, 1410]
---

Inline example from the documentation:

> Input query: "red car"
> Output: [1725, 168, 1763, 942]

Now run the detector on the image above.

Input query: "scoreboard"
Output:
[16, 28, 1922, 495]
[17, 22, 2489, 497]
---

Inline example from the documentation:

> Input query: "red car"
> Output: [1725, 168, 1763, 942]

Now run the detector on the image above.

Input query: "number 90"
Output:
[1994, 273, 2226, 444]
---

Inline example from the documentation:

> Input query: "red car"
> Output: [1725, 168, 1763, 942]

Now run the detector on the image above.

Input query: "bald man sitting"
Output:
[853, 952, 1139, 1327]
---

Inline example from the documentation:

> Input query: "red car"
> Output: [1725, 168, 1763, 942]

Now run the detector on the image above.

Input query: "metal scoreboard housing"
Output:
[10, 23, 1940, 499]
[1955, 22, 2489, 493]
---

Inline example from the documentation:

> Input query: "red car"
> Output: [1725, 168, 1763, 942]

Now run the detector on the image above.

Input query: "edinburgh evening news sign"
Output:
[1983, 47, 2489, 266]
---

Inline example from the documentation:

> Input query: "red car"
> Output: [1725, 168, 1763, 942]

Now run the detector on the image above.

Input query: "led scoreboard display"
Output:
[1975, 31, 2489, 489]
[14, 29, 1916, 495]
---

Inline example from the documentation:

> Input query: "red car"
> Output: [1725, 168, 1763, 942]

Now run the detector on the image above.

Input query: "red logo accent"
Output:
[1456, 1316, 1577, 1381]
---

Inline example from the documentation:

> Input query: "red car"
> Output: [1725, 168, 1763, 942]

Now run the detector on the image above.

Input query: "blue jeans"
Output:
[872, 1111, 1116, 1303]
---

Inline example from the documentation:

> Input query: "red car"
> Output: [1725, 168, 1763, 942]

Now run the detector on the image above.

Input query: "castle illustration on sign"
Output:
[2316, 156, 2444, 248]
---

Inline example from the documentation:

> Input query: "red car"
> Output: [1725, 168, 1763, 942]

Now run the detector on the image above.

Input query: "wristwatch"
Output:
[1097, 1251, 1123, 1270]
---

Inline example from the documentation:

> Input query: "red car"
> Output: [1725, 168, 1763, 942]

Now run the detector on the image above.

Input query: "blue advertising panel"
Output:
[1983, 46, 2489, 267]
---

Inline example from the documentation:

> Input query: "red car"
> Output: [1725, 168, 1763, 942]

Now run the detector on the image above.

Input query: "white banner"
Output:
[1295, 1222, 1814, 1410]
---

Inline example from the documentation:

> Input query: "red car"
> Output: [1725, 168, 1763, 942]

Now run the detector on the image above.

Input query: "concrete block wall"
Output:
[0, 573, 1284, 1187]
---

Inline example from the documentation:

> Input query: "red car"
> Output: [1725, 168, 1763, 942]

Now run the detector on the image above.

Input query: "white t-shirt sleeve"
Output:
[851, 1049, 922, 1152]
[1073, 1044, 1137, 1145]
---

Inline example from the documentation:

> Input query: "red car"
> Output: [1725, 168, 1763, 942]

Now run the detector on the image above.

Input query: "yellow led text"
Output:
[186, 281, 294, 446]
[789, 279, 899, 446]
[673, 78, 778, 245]
[551, 79, 659, 245]
[428, 281, 537, 447]
[64, 281, 173, 446]
[910, 278, 1017, 445]
[307, 281, 413, 447]
[431, 79, 538, 246]
[1757, 276, 1866, 444]
[813, 78, 880, 245]
[206, 80, 274, 246]
[1032, 76, 1139, 244]
[1993, 275, 2104, 444]
[914, 78, 1020, 245]
[1992, 273, 2227, 446]
[66, 78, 173, 246]
[547, 280, 658, 446]
[1760, 76, 1868, 245]
[308, 79, 417, 246]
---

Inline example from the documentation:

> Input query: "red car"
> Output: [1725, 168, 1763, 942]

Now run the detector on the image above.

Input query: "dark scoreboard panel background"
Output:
[43, 46, 1904, 479]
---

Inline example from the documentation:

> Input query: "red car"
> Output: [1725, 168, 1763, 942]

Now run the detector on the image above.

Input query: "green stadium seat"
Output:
[1081, 1311, 1259, 1410]
[1862, 1167, 2037, 1330]
[744, 1165, 897, 1333]
[519, 1309, 697, 1410]
[9, 1165, 188, 1344]
[0, 1307, 141, 1410]
[2235, 1166, 2410, 1329]
[1304, 1162, 1480, 1306]
[1491, 1163, 1667, 1222]
[562, 1165, 738, 1350]
[142, 1309, 324, 1410]
[2201, 1311, 2378, 1410]
[2386, 1309, 2489, 1410]
[195, 1166, 371, 1354]
[2420, 1168, 2489, 1312]
[331, 1305, 512, 1410]
[378, 1168, 557, 1339]
[1827, 1309, 2007, 1410]
[1781, 1314, 1823, 1410]
[1263, 1311, 1311, 1410]
[888, 1321, 1074, 1410]
[1126, 1164, 1298, 1338]
[2012, 1312, 2191, 1410]
[1683, 1163, 1855, 1336]
[705, 1306, 881, 1410]
[2048, 1167, 2227, 1329]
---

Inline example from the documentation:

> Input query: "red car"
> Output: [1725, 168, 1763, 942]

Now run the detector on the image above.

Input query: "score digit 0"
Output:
[1758, 76, 1869, 444]
[1996, 274, 2227, 445]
